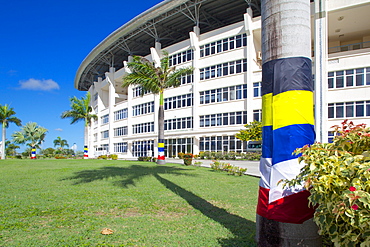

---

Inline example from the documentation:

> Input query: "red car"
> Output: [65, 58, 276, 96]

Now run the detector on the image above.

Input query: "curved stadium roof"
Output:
[74, 0, 263, 91]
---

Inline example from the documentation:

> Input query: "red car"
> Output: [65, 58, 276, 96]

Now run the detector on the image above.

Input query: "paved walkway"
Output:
[166, 158, 261, 177]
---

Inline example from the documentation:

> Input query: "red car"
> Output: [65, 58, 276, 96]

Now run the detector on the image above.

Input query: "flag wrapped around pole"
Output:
[257, 57, 316, 224]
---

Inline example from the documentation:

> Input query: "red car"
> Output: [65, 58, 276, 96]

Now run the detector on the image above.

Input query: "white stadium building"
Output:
[74, 0, 370, 159]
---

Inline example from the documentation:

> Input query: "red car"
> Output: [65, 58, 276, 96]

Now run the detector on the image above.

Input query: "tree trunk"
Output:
[157, 92, 165, 165]
[1, 122, 5, 159]
[257, 0, 321, 245]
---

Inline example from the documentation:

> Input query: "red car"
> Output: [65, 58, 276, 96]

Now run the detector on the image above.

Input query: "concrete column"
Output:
[257, 0, 321, 245]
[314, 0, 328, 143]
[190, 26, 200, 155]
[190, 27, 200, 131]
[244, 8, 255, 123]
[105, 67, 116, 155]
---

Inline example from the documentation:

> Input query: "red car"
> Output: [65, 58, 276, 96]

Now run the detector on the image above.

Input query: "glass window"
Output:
[223, 63, 229, 76]
[346, 102, 354, 118]
[223, 38, 229, 51]
[336, 103, 344, 118]
[328, 72, 334, 88]
[328, 103, 334, 118]
[366, 101, 370, 116]
[356, 101, 364, 117]
[356, 68, 364, 86]
[367, 68, 370, 85]
[346, 70, 354, 87]
[336, 71, 344, 88]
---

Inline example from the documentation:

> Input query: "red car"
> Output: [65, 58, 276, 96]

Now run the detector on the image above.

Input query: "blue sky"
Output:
[0, 0, 162, 152]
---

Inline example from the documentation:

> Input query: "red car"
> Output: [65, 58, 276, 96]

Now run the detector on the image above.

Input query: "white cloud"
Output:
[18, 78, 60, 91]
[55, 128, 63, 132]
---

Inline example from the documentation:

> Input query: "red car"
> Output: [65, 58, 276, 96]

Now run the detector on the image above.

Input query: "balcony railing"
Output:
[329, 41, 370, 54]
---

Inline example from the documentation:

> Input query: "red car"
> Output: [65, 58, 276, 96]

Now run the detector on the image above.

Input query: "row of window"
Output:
[114, 126, 128, 137]
[200, 135, 244, 153]
[114, 142, 127, 153]
[328, 67, 370, 89]
[132, 140, 154, 157]
[200, 59, 247, 80]
[328, 101, 370, 119]
[164, 93, 193, 110]
[180, 74, 194, 85]
[165, 138, 193, 157]
[132, 122, 154, 134]
[133, 87, 149, 98]
[169, 49, 194, 66]
[164, 117, 193, 131]
[200, 111, 248, 127]
[200, 34, 247, 58]
[114, 108, 128, 121]
[132, 101, 154, 116]
[200, 84, 247, 105]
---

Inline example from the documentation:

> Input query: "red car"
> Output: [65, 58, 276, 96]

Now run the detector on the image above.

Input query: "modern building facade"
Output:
[74, 0, 370, 159]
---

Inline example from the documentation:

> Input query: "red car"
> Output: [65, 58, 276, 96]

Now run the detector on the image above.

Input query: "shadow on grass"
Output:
[62, 164, 192, 187]
[154, 174, 256, 247]
[63, 164, 256, 246]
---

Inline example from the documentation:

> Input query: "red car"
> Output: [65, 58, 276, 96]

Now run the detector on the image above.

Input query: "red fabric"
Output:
[257, 186, 315, 224]
[157, 155, 165, 160]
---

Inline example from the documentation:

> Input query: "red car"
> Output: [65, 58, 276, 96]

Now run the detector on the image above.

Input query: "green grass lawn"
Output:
[0, 159, 259, 246]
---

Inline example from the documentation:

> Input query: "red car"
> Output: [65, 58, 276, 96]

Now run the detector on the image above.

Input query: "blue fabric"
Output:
[272, 124, 315, 165]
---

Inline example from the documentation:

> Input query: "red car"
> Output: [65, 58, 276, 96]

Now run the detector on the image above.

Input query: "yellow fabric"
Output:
[273, 90, 314, 130]
[262, 93, 273, 127]
[158, 143, 164, 148]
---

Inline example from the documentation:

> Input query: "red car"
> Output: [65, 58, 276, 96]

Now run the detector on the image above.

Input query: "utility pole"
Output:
[256, 0, 321, 245]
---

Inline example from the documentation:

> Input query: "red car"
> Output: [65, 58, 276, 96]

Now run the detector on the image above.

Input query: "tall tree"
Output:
[123, 51, 193, 164]
[61, 92, 97, 159]
[12, 122, 48, 158]
[0, 104, 22, 159]
[53, 136, 69, 149]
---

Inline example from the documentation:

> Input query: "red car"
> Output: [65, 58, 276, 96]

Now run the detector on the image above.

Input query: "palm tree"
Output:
[53, 136, 69, 150]
[61, 92, 97, 159]
[0, 104, 22, 159]
[123, 51, 193, 164]
[12, 122, 48, 159]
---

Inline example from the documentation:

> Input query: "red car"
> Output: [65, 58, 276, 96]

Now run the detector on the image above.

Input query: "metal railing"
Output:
[328, 41, 370, 54]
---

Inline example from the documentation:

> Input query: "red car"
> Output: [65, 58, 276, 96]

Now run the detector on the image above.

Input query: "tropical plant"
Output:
[235, 120, 262, 142]
[5, 141, 20, 157]
[122, 51, 193, 164]
[41, 147, 56, 158]
[53, 136, 69, 150]
[0, 104, 22, 159]
[282, 120, 370, 246]
[12, 122, 48, 158]
[61, 92, 97, 159]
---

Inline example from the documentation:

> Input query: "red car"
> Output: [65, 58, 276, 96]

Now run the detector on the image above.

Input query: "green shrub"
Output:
[178, 152, 185, 159]
[54, 154, 67, 159]
[210, 160, 247, 176]
[241, 152, 262, 161]
[97, 155, 108, 160]
[109, 154, 118, 160]
[283, 120, 370, 246]
[137, 156, 152, 162]
[199, 151, 205, 159]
